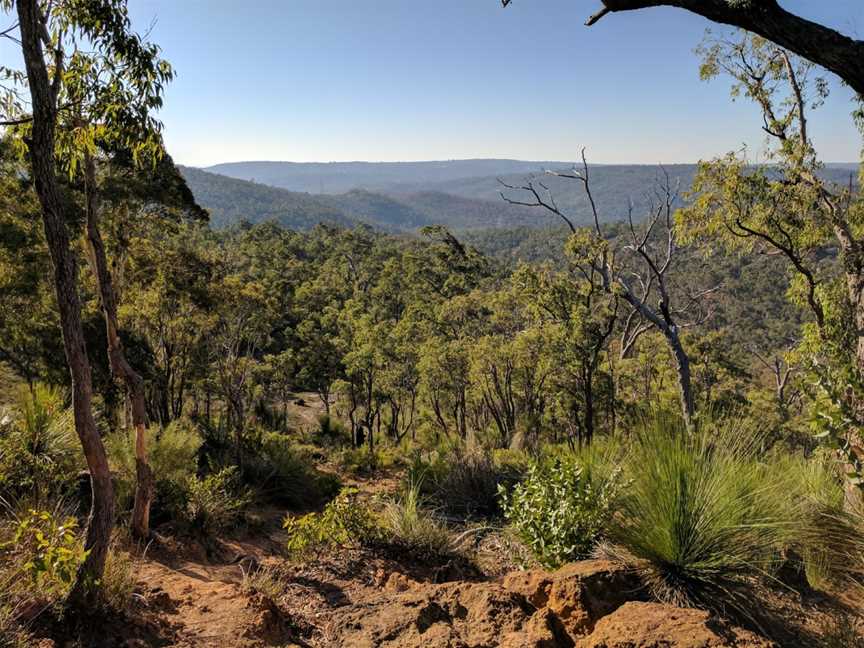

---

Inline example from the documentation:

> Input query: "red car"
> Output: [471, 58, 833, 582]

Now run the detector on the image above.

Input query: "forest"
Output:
[1, 1, 864, 647]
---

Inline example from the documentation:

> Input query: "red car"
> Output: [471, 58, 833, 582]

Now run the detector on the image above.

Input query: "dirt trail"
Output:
[125, 533, 300, 648]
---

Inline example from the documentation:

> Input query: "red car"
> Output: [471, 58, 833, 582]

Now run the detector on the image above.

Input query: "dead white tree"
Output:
[500, 151, 718, 427]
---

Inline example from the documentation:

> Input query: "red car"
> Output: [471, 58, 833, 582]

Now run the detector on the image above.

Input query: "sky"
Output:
[3, 1, 864, 166]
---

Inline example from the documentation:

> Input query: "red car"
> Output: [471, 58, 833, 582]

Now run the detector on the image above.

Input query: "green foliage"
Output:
[183, 467, 252, 536]
[106, 418, 202, 509]
[606, 415, 799, 611]
[243, 432, 340, 507]
[283, 487, 376, 559]
[314, 414, 349, 447]
[0, 385, 80, 501]
[337, 445, 398, 476]
[499, 452, 622, 568]
[410, 446, 525, 518]
[381, 480, 454, 557]
[0, 509, 87, 595]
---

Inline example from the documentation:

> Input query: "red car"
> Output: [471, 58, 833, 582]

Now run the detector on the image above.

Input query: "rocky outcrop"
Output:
[324, 560, 776, 648]
[577, 602, 776, 648]
[330, 579, 565, 647]
[503, 560, 644, 637]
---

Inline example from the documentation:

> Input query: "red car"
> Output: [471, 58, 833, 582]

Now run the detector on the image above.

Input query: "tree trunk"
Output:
[666, 330, 695, 429]
[16, 0, 114, 605]
[82, 152, 154, 540]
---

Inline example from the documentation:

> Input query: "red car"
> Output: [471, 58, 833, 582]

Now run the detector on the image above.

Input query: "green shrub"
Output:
[606, 415, 798, 612]
[105, 418, 202, 510]
[283, 487, 376, 559]
[500, 453, 621, 568]
[381, 480, 454, 557]
[336, 445, 398, 476]
[0, 508, 86, 597]
[314, 414, 349, 447]
[0, 385, 80, 501]
[0, 603, 32, 648]
[241, 432, 340, 507]
[183, 467, 252, 536]
[411, 446, 524, 518]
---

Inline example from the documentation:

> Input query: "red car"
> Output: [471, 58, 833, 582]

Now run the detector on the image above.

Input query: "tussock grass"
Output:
[382, 479, 456, 557]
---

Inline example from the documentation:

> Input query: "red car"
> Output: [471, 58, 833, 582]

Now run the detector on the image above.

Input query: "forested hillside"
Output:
[181, 166, 556, 231]
[190, 161, 859, 233]
[205, 158, 572, 193]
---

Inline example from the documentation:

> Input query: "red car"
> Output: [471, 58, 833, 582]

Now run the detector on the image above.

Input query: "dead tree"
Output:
[501, 152, 717, 428]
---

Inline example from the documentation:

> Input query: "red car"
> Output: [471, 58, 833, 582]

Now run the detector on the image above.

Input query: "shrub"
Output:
[500, 453, 622, 569]
[410, 446, 524, 518]
[100, 545, 139, 614]
[0, 385, 80, 501]
[240, 432, 341, 507]
[105, 418, 202, 511]
[314, 414, 349, 447]
[606, 415, 798, 612]
[381, 480, 454, 557]
[183, 467, 252, 536]
[242, 562, 291, 601]
[336, 445, 399, 476]
[283, 487, 376, 559]
[0, 507, 86, 597]
[0, 603, 32, 648]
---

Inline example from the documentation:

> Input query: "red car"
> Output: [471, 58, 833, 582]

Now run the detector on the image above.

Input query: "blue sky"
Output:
[4, 1, 864, 166]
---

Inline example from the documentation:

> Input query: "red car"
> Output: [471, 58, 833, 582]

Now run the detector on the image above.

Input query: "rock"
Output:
[505, 560, 644, 637]
[577, 602, 776, 648]
[384, 571, 417, 593]
[244, 593, 295, 645]
[503, 569, 554, 608]
[331, 580, 556, 647]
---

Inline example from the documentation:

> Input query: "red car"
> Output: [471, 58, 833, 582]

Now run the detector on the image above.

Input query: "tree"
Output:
[502, 0, 864, 96]
[678, 32, 864, 493]
[64, 37, 172, 542]
[502, 161, 716, 428]
[2, 0, 116, 603]
[516, 261, 618, 445]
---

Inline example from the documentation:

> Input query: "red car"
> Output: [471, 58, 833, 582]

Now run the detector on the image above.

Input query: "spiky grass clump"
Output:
[0, 385, 80, 502]
[382, 479, 455, 557]
[606, 415, 797, 612]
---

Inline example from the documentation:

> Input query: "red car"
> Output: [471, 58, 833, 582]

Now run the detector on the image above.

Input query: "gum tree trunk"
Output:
[83, 152, 154, 539]
[16, 0, 114, 604]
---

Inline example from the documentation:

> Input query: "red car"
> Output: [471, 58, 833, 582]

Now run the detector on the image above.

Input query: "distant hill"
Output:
[184, 160, 860, 232]
[178, 166, 353, 230]
[204, 159, 573, 194]
[179, 166, 556, 231]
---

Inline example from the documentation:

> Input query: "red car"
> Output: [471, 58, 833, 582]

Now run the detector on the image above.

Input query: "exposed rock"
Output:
[244, 593, 295, 645]
[330, 580, 560, 647]
[505, 560, 644, 637]
[384, 571, 417, 593]
[577, 602, 776, 648]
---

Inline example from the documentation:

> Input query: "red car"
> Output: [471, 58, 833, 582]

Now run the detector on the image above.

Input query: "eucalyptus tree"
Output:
[2, 0, 174, 600]
[501, 165, 717, 428]
[516, 261, 619, 444]
[678, 33, 864, 492]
